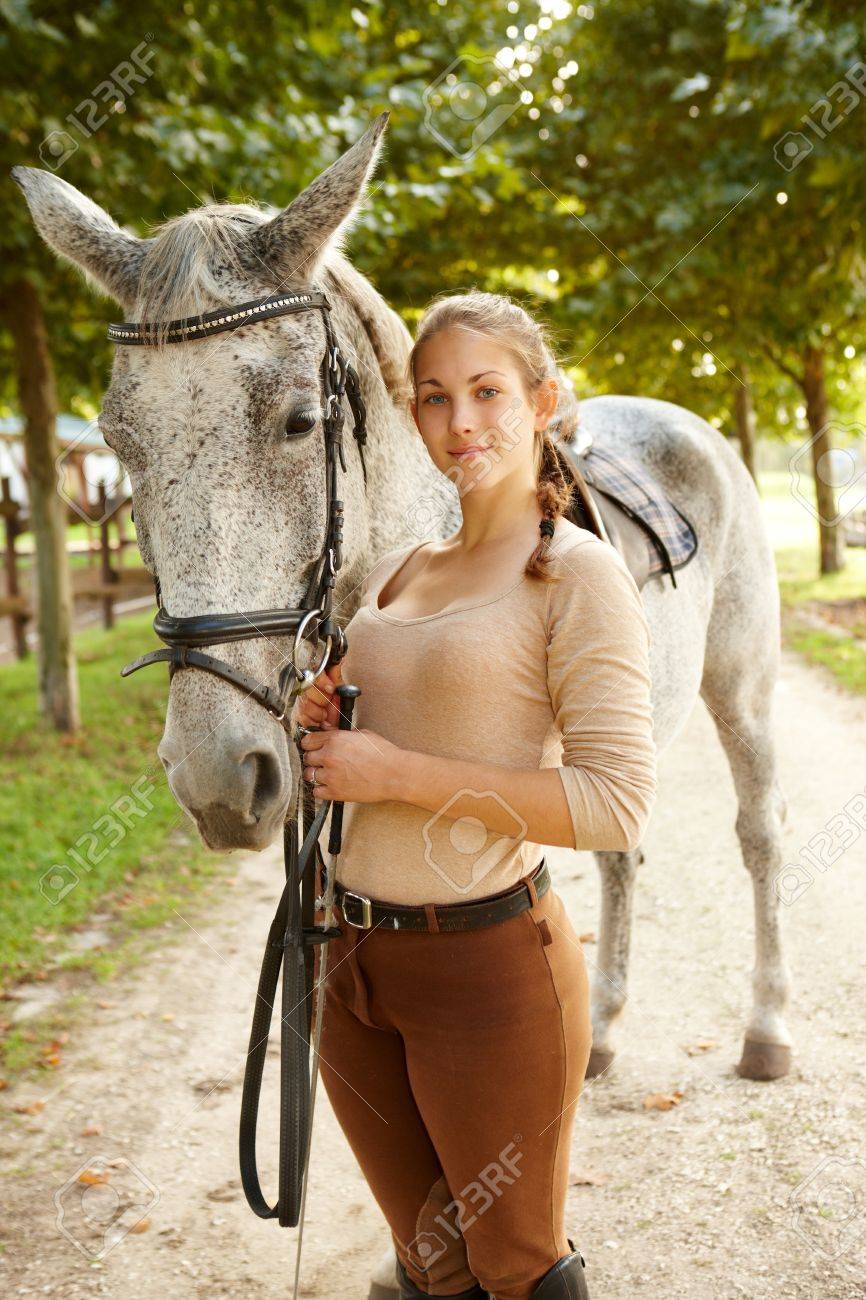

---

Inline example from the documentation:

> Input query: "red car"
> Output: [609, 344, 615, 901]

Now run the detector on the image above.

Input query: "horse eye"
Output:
[285, 410, 317, 438]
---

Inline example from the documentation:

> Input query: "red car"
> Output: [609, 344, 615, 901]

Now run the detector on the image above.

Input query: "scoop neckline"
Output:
[370, 538, 530, 625]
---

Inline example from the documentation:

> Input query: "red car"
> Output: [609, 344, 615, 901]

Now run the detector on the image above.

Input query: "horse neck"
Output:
[319, 255, 460, 593]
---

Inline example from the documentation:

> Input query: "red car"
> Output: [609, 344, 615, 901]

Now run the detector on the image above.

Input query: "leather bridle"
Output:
[109, 287, 367, 1235]
[117, 288, 367, 723]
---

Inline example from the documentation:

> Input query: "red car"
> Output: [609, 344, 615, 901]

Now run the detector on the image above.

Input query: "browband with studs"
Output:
[107, 290, 330, 345]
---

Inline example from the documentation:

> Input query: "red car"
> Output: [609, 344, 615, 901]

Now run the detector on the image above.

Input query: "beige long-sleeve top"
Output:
[317, 516, 658, 905]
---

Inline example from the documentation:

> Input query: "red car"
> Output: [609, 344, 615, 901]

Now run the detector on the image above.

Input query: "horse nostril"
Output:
[242, 747, 283, 819]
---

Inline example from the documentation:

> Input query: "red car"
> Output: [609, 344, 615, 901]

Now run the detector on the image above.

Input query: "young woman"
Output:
[291, 291, 658, 1300]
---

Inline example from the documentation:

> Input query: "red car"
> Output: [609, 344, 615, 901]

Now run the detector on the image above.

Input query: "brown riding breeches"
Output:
[316, 871, 593, 1299]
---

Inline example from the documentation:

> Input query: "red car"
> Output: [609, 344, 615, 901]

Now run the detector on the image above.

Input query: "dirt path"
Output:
[2, 646, 866, 1299]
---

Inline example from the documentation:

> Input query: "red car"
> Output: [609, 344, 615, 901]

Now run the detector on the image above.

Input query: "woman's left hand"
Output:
[299, 726, 404, 804]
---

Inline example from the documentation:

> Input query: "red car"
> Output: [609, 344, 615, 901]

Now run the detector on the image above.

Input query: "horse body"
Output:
[14, 115, 791, 1121]
[575, 394, 790, 1078]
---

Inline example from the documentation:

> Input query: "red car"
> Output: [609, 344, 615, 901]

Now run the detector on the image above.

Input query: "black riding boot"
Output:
[529, 1239, 590, 1298]
[396, 1257, 489, 1298]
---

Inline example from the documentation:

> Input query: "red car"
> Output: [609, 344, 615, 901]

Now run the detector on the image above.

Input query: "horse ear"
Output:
[11, 166, 147, 309]
[247, 112, 390, 284]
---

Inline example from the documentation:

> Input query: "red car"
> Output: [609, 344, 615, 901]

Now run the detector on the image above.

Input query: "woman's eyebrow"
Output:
[418, 370, 507, 387]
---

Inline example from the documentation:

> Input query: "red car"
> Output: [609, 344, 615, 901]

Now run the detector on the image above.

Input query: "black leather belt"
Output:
[333, 858, 549, 933]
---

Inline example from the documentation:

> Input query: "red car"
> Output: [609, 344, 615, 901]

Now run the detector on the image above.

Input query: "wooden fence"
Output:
[1, 476, 152, 659]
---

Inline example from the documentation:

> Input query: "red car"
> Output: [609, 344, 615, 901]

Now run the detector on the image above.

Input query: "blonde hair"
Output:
[405, 290, 579, 582]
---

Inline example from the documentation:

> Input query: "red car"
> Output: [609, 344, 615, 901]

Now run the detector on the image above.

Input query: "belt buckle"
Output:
[341, 889, 373, 929]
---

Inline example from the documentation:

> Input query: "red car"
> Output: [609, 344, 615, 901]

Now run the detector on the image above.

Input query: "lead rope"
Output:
[291, 684, 361, 1299]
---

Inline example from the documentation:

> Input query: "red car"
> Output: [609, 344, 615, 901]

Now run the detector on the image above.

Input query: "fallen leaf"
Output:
[578, 931, 596, 943]
[643, 1091, 684, 1111]
[12, 1099, 45, 1115]
[129, 1218, 151, 1234]
[81, 1124, 102, 1136]
[683, 1039, 718, 1056]
[570, 1167, 609, 1186]
[193, 1078, 232, 1093]
[78, 1168, 109, 1186]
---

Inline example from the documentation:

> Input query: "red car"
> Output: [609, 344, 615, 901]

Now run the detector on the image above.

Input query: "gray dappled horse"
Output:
[16, 112, 791, 1293]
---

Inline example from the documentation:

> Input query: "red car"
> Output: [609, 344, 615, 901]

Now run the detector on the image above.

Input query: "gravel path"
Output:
[1, 646, 865, 1298]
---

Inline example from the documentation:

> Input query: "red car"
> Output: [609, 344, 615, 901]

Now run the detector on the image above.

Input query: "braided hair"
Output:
[405, 289, 578, 582]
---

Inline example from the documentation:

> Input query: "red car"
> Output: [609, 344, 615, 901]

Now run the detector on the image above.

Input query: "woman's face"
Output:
[410, 327, 557, 493]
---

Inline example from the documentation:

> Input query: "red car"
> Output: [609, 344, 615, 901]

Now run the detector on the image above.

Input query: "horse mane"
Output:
[132, 203, 411, 406]
[134, 203, 268, 330]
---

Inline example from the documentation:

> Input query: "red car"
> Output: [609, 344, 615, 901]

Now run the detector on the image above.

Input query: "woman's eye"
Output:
[285, 411, 317, 437]
[422, 388, 499, 404]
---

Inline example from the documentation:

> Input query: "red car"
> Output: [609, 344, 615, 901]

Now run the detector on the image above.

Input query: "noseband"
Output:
[116, 288, 367, 719]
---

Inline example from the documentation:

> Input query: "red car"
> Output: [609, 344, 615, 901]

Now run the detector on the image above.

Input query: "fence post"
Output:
[98, 481, 117, 630]
[1, 475, 29, 659]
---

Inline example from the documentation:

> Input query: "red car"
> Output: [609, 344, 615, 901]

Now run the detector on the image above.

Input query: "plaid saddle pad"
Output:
[580, 445, 698, 588]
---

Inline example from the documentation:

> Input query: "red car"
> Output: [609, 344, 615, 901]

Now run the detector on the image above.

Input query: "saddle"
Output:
[558, 428, 698, 591]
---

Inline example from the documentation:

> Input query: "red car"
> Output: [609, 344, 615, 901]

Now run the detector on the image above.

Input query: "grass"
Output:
[758, 470, 866, 693]
[0, 612, 234, 1081]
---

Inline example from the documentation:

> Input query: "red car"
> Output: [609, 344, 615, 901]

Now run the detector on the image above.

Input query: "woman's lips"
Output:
[449, 446, 486, 458]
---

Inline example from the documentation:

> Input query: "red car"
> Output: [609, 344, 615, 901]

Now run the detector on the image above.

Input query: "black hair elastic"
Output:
[539, 518, 555, 538]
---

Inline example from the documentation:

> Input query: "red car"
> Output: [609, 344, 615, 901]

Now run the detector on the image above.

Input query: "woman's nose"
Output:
[449, 404, 475, 435]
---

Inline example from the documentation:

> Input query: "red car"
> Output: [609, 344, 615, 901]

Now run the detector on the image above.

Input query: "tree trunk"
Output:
[801, 344, 845, 576]
[734, 366, 758, 485]
[2, 279, 80, 730]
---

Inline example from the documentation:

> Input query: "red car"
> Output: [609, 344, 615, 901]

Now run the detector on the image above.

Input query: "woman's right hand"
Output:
[291, 660, 344, 731]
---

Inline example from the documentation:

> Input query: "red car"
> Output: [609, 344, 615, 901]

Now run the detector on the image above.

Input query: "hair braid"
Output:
[530, 431, 575, 576]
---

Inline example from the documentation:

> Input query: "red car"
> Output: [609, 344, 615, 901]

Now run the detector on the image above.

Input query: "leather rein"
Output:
[109, 287, 366, 1230]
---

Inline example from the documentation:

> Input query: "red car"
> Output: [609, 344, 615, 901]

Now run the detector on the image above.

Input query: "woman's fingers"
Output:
[297, 699, 327, 726]
[296, 669, 340, 727]
[327, 660, 344, 687]
[294, 661, 346, 729]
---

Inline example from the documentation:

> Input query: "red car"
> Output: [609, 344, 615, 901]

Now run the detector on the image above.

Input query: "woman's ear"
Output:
[409, 398, 422, 435]
[534, 377, 559, 432]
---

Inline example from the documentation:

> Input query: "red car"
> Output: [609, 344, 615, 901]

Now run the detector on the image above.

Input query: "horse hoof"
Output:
[585, 1046, 615, 1078]
[736, 1038, 791, 1081]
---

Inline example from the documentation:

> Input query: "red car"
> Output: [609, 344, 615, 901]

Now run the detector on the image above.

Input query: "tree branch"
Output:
[760, 339, 803, 387]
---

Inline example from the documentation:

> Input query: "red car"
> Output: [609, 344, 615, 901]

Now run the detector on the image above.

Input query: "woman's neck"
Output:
[452, 487, 543, 551]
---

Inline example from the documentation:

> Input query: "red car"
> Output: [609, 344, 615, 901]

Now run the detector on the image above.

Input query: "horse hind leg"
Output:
[700, 647, 792, 1080]
[584, 846, 643, 1078]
